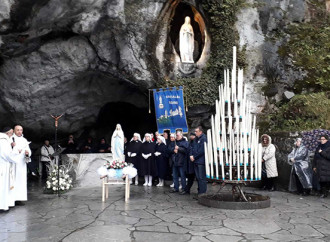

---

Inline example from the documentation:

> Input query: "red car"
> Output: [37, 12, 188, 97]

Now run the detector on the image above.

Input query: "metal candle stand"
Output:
[203, 46, 264, 206]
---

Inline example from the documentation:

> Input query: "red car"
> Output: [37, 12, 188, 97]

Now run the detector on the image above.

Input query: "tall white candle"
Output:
[222, 115, 228, 165]
[244, 132, 248, 180]
[224, 70, 227, 101]
[207, 129, 214, 179]
[229, 131, 233, 180]
[204, 142, 210, 178]
[236, 116, 240, 180]
[255, 129, 259, 180]
[234, 95, 238, 118]
[211, 116, 219, 179]
[258, 143, 262, 180]
[232, 46, 237, 101]
[250, 128, 255, 181]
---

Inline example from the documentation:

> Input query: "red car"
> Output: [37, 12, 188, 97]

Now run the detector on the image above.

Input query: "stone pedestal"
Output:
[61, 153, 113, 187]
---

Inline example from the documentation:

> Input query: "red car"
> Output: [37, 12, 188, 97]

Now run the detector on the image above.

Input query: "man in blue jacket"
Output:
[190, 126, 207, 194]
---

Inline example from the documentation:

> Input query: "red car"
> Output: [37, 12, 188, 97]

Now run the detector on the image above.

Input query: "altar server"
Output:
[140, 133, 157, 186]
[155, 136, 168, 187]
[126, 133, 142, 185]
[12, 125, 31, 203]
[0, 127, 17, 211]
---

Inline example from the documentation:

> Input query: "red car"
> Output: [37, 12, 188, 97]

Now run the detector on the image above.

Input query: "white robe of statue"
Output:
[0, 133, 17, 210]
[179, 16, 195, 63]
[12, 134, 31, 201]
[111, 124, 124, 161]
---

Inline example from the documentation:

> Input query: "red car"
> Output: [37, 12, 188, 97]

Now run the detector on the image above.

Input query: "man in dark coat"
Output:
[169, 131, 188, 193]
[126, 133, 142, 185]
[313, 135, 330, 198]
[181, 132, 196, 195]
[190, 126, 207, 195]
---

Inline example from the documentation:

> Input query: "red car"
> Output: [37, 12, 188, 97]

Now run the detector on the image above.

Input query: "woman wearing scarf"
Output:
[140, 133, 157, 186]
[261, 134, 278, 191]
[155, 136, 168, 187]
[126, 133, 142, 185]
[288, 138, 313, 195]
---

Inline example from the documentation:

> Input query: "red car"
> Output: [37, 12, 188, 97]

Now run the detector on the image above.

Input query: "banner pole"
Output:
[149, 89, 151, 113]
[183, 86, 188, 112]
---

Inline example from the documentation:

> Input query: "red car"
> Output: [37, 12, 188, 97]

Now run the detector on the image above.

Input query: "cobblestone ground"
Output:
[1, 182, 330, 242]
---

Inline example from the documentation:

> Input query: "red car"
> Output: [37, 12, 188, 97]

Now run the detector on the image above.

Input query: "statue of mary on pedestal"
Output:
[179, 16, 195, 64]
[111, 124, 125, 161]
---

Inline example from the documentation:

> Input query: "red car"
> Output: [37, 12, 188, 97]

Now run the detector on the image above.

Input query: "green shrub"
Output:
[266, 92, 330, 132]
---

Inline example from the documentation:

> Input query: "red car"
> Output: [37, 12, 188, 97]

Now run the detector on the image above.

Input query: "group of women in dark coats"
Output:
[125, 133, 169, 187]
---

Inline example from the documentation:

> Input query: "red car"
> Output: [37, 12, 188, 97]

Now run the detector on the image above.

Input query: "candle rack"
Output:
[204, 46, 262, 187]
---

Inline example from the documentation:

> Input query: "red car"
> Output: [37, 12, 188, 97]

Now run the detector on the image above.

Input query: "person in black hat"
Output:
[180, 132, 196, 195]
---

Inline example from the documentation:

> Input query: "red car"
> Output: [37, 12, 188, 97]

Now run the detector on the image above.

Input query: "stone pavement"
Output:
[1, 182, 330, 242]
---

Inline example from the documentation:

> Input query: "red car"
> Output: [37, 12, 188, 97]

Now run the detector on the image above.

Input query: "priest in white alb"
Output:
[0, 127, 17, 211]
[12, 125, 31, 204]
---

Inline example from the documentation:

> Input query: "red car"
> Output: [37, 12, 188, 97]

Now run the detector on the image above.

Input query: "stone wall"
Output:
[0, 0, 322, 143]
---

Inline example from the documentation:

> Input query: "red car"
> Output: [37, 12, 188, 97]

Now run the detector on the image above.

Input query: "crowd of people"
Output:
[1, 123, 330, 211]
[261, 134, 330, 198]
[62, 135, 113, 154]
[125, 126, 207, 196]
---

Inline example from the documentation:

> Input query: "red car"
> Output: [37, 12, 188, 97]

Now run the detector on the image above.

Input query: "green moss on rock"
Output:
[278, 1, 330, 92]
[265, 92, 330, 132]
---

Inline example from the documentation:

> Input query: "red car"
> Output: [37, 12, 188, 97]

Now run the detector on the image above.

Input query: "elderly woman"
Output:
[261, 134, 278, 191]
[155, 136, 168, 187]
[288, 138, 313, 195]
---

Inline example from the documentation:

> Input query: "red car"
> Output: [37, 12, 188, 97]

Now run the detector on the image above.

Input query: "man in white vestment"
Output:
[12, 125, 31, 204]
[0, 127, 17, 211]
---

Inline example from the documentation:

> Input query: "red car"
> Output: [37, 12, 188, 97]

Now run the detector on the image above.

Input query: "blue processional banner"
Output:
[153, 87, 188, 134]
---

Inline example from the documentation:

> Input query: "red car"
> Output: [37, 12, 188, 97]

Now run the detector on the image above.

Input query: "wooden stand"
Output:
[102, 175, 130, 202]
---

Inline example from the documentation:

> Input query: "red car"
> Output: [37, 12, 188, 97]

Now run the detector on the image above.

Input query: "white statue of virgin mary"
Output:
[111, 124, 125, 161]
[179, 16, 194, 63]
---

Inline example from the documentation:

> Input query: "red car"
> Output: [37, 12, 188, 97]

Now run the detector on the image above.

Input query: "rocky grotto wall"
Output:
[0, 0, 328, 144]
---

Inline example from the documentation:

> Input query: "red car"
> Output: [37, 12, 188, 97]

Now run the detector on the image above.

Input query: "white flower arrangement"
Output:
[45, 160, 73, 193]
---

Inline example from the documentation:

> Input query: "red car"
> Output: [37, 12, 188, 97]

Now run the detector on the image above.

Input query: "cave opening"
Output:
[169, 2, 205, 62]
[92, 102, 157, 143]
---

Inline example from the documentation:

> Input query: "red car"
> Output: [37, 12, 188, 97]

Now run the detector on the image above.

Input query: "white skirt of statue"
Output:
[111, 124, 124, 161]
[179, 16, 194, 63]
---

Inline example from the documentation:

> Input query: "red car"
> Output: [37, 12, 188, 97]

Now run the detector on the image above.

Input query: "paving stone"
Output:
[189, 236, 210, 242]
[206, 234, 243, 242]
[289, 224, 324, 237]
[136, 225, 169, 232]
[224, 218, 281, 234]
[133, 232, 191, 242]
[62, 225, 132, 242]
[208, 227, 241, 236]
[262, 230, 303, 241]
[1, 185, 330, 241]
